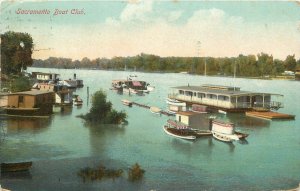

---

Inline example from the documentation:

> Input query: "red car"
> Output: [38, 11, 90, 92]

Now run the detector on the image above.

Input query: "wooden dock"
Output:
[246, 111, 295, 120]
[131, 101, 174, 116]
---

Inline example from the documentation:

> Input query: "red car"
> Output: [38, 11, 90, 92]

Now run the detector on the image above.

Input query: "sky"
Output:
[1, 0, 300, 60]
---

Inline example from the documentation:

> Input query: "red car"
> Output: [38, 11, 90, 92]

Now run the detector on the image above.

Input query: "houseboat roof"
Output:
[10, 90, 54, 96]
[32, 72, 59, 75]
[176, 111, 200, 116]
[172, 85, 282, 96]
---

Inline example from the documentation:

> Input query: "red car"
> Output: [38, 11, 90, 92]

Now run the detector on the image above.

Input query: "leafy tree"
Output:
[284, 55, 296, 71]
[1, 31, 33, 75]
[10, 76, 32, 92]
[81, 90, 127, 124]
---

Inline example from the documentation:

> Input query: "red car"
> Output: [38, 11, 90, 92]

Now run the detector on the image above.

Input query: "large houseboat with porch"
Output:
[168, 84, 283, 112]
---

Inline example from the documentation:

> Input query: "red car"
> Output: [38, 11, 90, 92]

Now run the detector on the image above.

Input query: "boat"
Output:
[1, 161, 32, 172]
[218, 110, 227, 114]
[146, 85, 155, 92]
[150, 106, 161, 114]
[74, 96, 83, 106]
[210, 120, 248, 142]
[163, 125, 196, 140]
[164, 119, 212, 140]
[122, 99, 132, 107]
[166, 98, 186, 106]
[191, 104, 208, 113]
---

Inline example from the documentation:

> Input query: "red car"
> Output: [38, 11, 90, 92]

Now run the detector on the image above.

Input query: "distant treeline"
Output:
[32, 53, 300, 77]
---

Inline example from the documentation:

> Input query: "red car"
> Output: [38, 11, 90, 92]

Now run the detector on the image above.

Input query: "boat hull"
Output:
[212, 131, 239, 142]
[163, 126, 196, 140]
[1, 162, 32, 172]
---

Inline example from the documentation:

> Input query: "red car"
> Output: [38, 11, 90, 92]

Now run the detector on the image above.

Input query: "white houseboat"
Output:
[168, 84, 283, 112]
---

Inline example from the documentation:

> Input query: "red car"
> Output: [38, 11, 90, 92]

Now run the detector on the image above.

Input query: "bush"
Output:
[80, 90, 127, 124]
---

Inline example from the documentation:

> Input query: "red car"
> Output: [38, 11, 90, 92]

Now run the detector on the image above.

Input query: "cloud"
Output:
[120, 0, 153, 23]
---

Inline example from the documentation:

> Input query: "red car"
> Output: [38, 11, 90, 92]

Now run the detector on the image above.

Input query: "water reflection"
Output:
[226, 113, 271, 129]
[1, 171, 32, 180]
[86, 123, 126, 156]
[53, 105, 73, 116]
[4, 117, 52, 134]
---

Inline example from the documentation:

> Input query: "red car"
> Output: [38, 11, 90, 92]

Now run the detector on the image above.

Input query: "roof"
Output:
[9, 90, 54, 96]
[171, 85, 281, 96]
[33, 72, 59, 75]
[176, 111, 200, 116]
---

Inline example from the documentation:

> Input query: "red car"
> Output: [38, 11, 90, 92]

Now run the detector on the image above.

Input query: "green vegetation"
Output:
[10, 76, 32, 92]
[79, 90, 127, 124]
[77, 163, 145, 182]
[1, 31, 33, 75]
[33, 53, 300, 77]
[78, 165, 123, 182]
[128, 163, 145, 182]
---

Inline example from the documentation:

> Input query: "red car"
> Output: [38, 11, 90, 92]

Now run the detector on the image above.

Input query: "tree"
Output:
[1, 31, 33, 75]
[284, 55, 296, 71]
[80, 90, 127, 124]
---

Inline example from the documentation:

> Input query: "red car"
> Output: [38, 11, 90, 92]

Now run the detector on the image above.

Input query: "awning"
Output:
[132, 81, 142, 87]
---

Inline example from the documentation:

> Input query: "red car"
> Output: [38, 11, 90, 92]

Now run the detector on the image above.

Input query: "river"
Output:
[0, 68, 299, 191]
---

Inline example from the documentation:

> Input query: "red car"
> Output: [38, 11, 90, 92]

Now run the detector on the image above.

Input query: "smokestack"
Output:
[208, 118, 213, 131]
[74, 73, 76, 80]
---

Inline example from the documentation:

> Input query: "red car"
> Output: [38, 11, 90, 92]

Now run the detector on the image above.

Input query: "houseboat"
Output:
[31, 72, 60, 83]
[210, 119, 248, 142]
[1, 90, 55, 116]
[166, 98, 186, 113]
[33, 83, 73, 106]
[163, 120, 196, 140]
[111, 79, 151, 95]
[168, 84, 283, 113]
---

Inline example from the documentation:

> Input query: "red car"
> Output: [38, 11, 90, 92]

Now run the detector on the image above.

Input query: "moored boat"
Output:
[122, 99, 132, 107]
[210, 120, 248, 142]
[74, 96, 83, 106]
[166, 98, 186, 106]
[150, 106, 162, 114]
[1, 161, 32, 172]
[163, 119, 210, 140]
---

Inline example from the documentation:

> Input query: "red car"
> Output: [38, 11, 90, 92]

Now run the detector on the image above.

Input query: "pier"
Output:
[246, 111, 295, 120]
[130, 101, 174, 116]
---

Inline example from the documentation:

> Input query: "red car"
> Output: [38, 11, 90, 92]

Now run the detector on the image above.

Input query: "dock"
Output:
[130, 101, 174, 116]
[246, 111, 295, 120]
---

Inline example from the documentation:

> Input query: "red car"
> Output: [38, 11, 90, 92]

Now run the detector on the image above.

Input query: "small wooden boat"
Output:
[74, 96, 83, 106]
[191, 104, 208, 113]
[163, 119, 210, 140]
[166, 98, 186, 106]
[146, 85, 155, 92]
[1, 161, 32, 172]
[163, 126, 196, 140]
[150, 106, 161, 114]
[122, 99, 132, 107]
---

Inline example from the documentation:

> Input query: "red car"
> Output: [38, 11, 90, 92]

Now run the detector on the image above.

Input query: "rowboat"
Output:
[74, 96, 83, 106]
[166, 98, 186, 106]
[1, 161, 32, 172]
[122, 99, 132, 107]
[150, 106, 161, 114]
[163, 119, 210, 140]
[163, 125, 196, 140]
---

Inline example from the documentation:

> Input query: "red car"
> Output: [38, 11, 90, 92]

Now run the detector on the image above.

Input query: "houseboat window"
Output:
[179, 116, 181, 122]
[18, 96, 24, 103]
[207, 94, 217, 100]
[193, 92, 196, 96]
[197, 93, 206, 98]
[179, 90, 184, 95]
[218, 95, 229, 101]
[185, 91, 193, 96]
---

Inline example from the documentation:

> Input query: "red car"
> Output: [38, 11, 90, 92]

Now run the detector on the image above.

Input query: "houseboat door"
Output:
[18, 95, 24, 108]
[251, 97, 256, 107]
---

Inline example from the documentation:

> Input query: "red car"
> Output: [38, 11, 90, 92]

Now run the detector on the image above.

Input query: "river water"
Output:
[0, 68, 299, 191]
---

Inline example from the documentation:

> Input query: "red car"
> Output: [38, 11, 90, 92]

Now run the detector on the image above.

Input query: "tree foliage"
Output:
[10, 76, 32, 92]
[32, 52, 298, 77]
[81, 90, 127, 124]
[1, 31, 33, 75]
